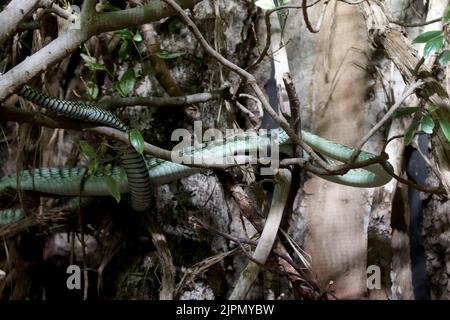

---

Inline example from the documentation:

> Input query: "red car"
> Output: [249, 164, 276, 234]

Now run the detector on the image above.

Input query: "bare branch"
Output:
[390, 17, 441, 28]
[302, 0, 330, 33]
[99, 90, 224, 110]
[0, 0, 40, 46]
[348, 80, 423, 163]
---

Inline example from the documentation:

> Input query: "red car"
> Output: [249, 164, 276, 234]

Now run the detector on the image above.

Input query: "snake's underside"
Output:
[0, 85, 394, 225]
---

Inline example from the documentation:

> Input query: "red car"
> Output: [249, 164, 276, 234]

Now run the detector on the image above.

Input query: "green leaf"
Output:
[423, 35, 444, 58]
[254, 0, 276, 10]
[412, 30, 443, 43]
[117, 69, 136, 97]
[88, 159, 98, 174]
[282, 0, 291, 3]
[439, 50, 450, 65]
[129, 129, 145, 154]
[404, 122, 419, 145]
[420, 115, 435, 134]
[85, 80, 99, 99]
[115, 29, 134, 40]
[80, 53, 96, 64]
[394, 106, 421, 118]
[428, 104, 439, 113]
[439, 117, 450, 143]
[443, 4, 450, 25]
[79, 140, 97, 159]
[133, 31, 143, 42]
[86, 62, 107, 72]
[155, 51, 187, 60]
[118, 41, 129, 60]
[105, 176, 121, 203]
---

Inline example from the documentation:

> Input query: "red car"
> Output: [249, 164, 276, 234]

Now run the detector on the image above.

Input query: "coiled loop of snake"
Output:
[17, 85, 152, 212]
[0, 86, 395, 224]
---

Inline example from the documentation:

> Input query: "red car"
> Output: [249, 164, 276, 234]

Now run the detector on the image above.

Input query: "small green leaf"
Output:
[129, 129, 145, 154]
[86, 62, 107, 72]
[118, 41, 129, 60]
[439, 117, 450, 143]
[115, 29, 134, 40]
[428, 104, 439, 113]
[412, 30, 443, 43]
[254, 0, 276, 10]
[439, 50, 450, 65]
[282, 0, 291, 3]
[404, 122, 420, 145]
[423, 35, 444, 58]
[80, 53, 96, 64]
[117, 69, 136, 97]
[88, 159, 98, 174]
[105, 176, 121, 203]
[394, 106, 421, 118]
[79, 140, 97, 159]
[420, 115, 435, 134]
[443, 4, 450, 25]
[155, 51, 187, 60]
[133, 31, 143, 42]
[85, 81, 99, 99]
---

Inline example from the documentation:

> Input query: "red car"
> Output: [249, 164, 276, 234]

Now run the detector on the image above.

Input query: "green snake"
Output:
[0, 85, 393, 226]
[13, 85, 153, 212]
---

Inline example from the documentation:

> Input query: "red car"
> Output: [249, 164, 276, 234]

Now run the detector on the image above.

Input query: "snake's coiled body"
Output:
[0, 208, 25, 226]
[18, 85, 152, 212]
[0, 86, 395, 226]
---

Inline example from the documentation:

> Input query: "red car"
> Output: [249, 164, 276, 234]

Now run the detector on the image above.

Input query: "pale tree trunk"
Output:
[286, 0, 377, 298]
[284, 0, 435, 299]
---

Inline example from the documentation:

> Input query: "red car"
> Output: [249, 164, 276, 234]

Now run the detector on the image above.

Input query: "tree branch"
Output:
[89, 0, 202, 34]
[0, 0, 40, 46]
[0, 0, 201, 101]
[99, 90, 224, 110]
[390, 17, 441, 28]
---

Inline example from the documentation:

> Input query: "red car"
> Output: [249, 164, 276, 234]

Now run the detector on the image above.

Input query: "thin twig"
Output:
[390, 17, 441, 28]
[381, 161, 445, 194]
[381, 134, 445, 194]
[247, 1, 322, 70]
[302, 0, 330, 33]
[349, 80, 423, 163]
